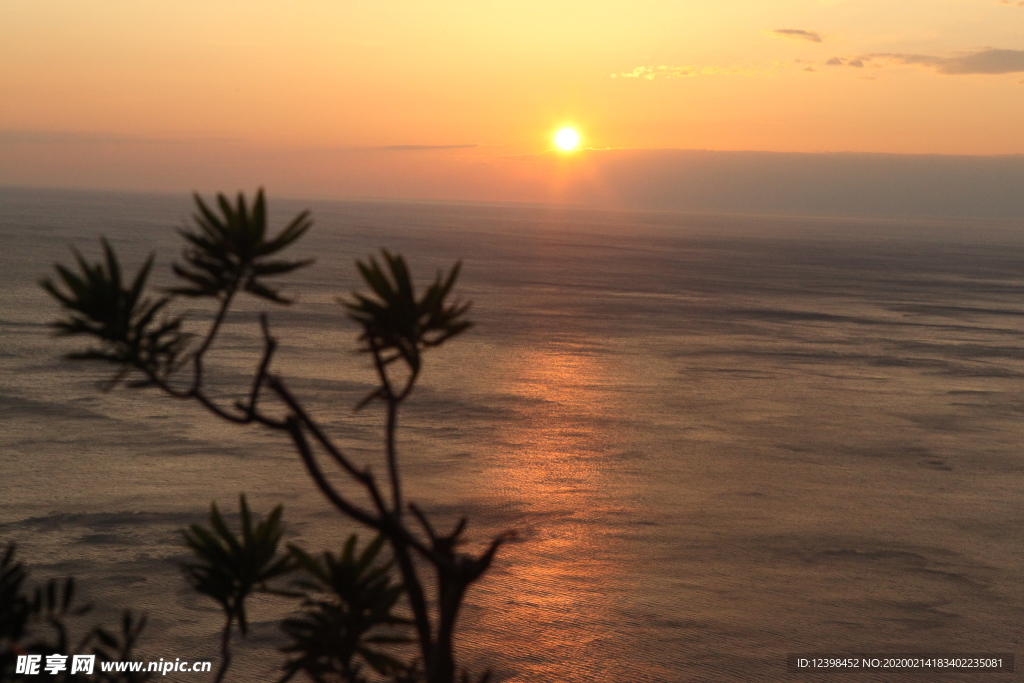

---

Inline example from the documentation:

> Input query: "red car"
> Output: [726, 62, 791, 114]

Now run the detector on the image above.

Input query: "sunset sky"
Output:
[3, 0, 1024, 209]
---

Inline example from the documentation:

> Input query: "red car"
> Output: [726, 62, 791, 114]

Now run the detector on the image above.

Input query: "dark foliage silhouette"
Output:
[0, 544, 150, 683]
[181, 495, 294, 683]
[281, 534, 411, 683]
[43, 190, 508, 683]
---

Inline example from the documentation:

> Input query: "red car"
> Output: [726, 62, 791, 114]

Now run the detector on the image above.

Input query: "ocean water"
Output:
[2, 186, 1024, 682]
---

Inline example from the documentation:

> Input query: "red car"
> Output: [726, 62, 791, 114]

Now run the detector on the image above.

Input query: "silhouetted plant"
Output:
[43, 190, 512, 683]
[171, 190, 312, 304]
[90, 612, 151, 683]
[40, 240, 186, 386]
[181, 495, 294, 683]
[0, 543, 150, 683]
[280, 535, 411, 683]
[0, 544, 32, 676]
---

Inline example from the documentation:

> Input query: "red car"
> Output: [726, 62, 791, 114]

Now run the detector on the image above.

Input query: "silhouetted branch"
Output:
[448, 518, 468, 544]
[283, 415, 382, 531]
[269, 378, 376, 488]
[190, 288, 237, 392]
[234, 313, 285, 427]
[409, 504, 439, 544]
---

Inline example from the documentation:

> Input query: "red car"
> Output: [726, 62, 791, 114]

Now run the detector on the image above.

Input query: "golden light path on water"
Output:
[461, 343, 640, 682]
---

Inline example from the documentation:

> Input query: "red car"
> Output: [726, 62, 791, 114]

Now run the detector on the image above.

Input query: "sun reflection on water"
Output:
[464, 342, 641, 682]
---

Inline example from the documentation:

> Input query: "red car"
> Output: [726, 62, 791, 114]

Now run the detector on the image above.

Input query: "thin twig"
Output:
[469, 532, 516, 581]
[191, 287, 237, 391]
[367, 334, 395, 400]
[448, 518, 467, 543]
[386, 398, 402, 514]
[269, 378, 373, 485]
[283, 416, 382, 530]
[368, 337, 404, 514]
[213, 612, 233, 683]
[237, 313, 277, 420]
[409, 503, 439, 543]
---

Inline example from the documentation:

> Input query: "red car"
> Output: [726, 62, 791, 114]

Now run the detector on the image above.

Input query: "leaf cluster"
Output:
[41, 190, 314, 388]
[91, 613, 149, 683]
[0, 543, 150, 683]
[40, 239, 185, 382]
[172, 190, 313, 303]
[181, 495, 294, 637]
[0, 543, 31, 654]
[343, 250, 471, 378]
[281, 535, 411, 683]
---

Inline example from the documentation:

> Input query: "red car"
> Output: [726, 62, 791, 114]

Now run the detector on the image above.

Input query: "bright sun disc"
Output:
[554, 127, 580, 151]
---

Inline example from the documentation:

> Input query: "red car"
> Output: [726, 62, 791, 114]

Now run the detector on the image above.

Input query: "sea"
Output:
[2, 186, 1024, 682]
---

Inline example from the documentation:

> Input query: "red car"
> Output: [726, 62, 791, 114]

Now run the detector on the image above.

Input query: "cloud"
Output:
[614, 65, 697, 79]
[874, 48, 1024, 74]
[824, 57, 863, 68]
[375, 144, 478, 151]
[824, 49, 1024, 74]
[612, 65, 751, 79]
[771, 29, 823, 43]
[0, 131, 480, 154]
[0, 130, 236, 145]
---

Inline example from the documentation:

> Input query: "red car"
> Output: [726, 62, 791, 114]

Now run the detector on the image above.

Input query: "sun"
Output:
[554, 127, 581, 151]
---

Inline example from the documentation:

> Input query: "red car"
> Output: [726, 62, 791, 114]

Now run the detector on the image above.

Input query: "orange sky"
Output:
[3, 0, 1024, 202]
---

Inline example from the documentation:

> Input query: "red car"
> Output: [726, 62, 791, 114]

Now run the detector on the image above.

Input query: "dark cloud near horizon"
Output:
[0, 131, 479, 153]
[376, 144, 478, 151]
[772, 29, 823, 43]
[0, 130, 236, 145]
[545, 148, 1024, 219]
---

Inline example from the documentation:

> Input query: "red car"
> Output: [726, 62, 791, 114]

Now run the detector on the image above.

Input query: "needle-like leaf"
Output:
[171, 189, 313, 303]
[41, 239, 187, 383]
[340, 250, 472, 399]
[280, 534, 411, 683]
